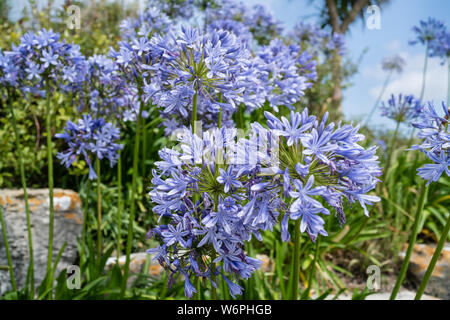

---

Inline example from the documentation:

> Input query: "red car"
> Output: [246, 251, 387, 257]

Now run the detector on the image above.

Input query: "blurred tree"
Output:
[317, 0, 391, 117]
[0, 0, 10, 23]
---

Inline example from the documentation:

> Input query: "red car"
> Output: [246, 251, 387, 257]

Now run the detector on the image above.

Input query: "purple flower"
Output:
[55, 115, 123, 180]
[217, 166, 243, 193]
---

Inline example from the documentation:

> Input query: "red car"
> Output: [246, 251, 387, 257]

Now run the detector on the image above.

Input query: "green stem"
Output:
[211, 194, 219, 300]
[45, 78, 55, 298]
[192, 89, 198, 133]
[383, 120, 401, 178]
[0, 205, 17, 292]
[6, 90, 34, 295]
[120, 87, 144, 298]
[238, 104, 245, 129]
[390, 181, 428, 300]
[96, 159, 102, 261]
[447, 56, 450, 106]
[419, 43, 429, 101]
[365, 71, 392, 126]
[290, 219, 301, 300]
[142, 119, 147, 177]
[415, 213, 450, 300]
[217, 93, 223, 129]
[211, 261, 217, 300]
[304, 235, 321, 299]
[80, 180, 90, 265]
[117, 151, 122, 261]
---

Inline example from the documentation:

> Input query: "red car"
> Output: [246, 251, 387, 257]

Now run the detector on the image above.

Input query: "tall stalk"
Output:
[414, 213, 450, 299]
[120, 87, 144, 298]
[419, 43, 429, 101]
[390, 181, 428, 300]
[365, 70, 392, 126]
[415, 62, 450, 299]
[447, 56, 450, 106]
[192, 89, 198, 133]
[96, 159, 102, 261]
[383, 120, 401, 178]
[0, 205, 17, 292]
[303, 235, 321, 299]
[80, 180, 90, 264]
[45, 78, 55, 297]
[290, 219, 301, 300]
[142, 119, 147, 177]
[116, 151, 123, 261]
[6, 89, 35, 294]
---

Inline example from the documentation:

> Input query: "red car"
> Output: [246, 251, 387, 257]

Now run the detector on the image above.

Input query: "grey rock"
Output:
[0, 189, 83, 296]
[329, 290, 439, 300]
[399, 243, 450, 300]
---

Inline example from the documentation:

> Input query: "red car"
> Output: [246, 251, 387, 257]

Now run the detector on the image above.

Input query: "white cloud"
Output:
[368, 52, 448, 104]
[386, 40, 402, 52]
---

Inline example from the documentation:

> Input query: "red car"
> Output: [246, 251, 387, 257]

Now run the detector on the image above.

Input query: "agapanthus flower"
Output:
[245, 4, 284, 45]
[380, 93, 424, 123]
[109, 31, 167, 122]
[409, 17, 446, 46]
[76, 54, 132, 118]
[206, 1, 283, 46]
[255, 39, 310, 112]
[148, 0, 195, 20]
[120, 6, 173, 41]
[148, 126, 265, 298]
[429, 28, 450, 62]
[289, 22, 346, 57]
[55, 115, 123, 180]
[411, 102, 450, 185]
[148, 108, 381, 297]
[382, 55, 406, 73]
[6, 29, 87, 96]
[151, 25, 262, 133]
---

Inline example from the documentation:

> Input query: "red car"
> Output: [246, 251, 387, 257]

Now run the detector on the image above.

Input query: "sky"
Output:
[7, 0, 450, 130]
[244, 0, 450, 130]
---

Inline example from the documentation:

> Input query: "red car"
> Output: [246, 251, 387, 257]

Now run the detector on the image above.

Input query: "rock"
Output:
[330, 290, 439, 300]
[106, 252, 164, 276]
[0, 189, 83, 296]
[256, 254, 272, 273]
[399, 243, 450, 300]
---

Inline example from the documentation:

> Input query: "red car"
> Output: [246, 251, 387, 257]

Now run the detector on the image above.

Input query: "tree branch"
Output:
[340, 0, 370, 33]
[325, 0, 341, 33]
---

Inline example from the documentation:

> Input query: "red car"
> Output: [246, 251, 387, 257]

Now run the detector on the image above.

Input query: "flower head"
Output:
[382, 55, 406, 73]
[380, 94, 423, 123]
[55, 115, 123, 180]
[411, 102, 450, 185]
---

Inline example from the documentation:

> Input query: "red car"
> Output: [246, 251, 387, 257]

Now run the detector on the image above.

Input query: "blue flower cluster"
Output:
[381, 55, 406, 73]
[410, 17, 450, 63]
[82, 54, 130, 118]
[151, 26, 262, 133]
[5, 29, 86, 96]
[120, 7, 173, 41]
[255, 39, 311, 112]
[206, 1, 284, 46]
[148, 127, 264, 298]
[380, 94, 423, 124]
[55, 115, 123, 180]
[148, 109, 381, 297]
[289, 22, 346, 57]
[411, 102, 450, 185]
[410, 18, 446, 46]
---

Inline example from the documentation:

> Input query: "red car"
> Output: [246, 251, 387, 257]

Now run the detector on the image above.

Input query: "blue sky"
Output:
[245, 0, 450, 130]
[8, 0, 450, 129]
